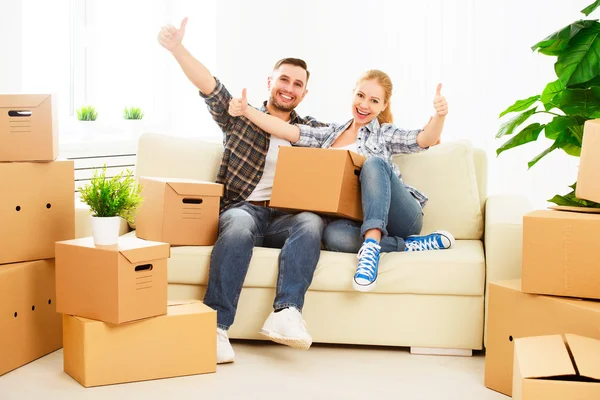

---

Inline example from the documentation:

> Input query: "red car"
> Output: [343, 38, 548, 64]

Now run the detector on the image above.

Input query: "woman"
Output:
[228, 70, 454, 292]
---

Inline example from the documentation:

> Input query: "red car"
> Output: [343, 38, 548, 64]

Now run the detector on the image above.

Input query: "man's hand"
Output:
[158, 17, 188, 52]
[433, 83, 448, 117]
[228, 89, 248, 117]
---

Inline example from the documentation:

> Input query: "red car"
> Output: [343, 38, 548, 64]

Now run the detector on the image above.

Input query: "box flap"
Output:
[117, 237, 170, 264]
[348, 151, 366, 168]
[0, 94, 49, 108]
[167, 181, 223, 197]
[565, 334, 600, 380]
[515, 335, 576, 379]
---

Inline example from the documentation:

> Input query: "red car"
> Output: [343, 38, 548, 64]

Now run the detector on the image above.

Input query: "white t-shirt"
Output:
[330, 141, 358, 153]
[246, 136, 292, 201]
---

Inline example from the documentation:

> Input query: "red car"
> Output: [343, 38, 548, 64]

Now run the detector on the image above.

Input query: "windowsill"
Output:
[59, 116, 166, 145]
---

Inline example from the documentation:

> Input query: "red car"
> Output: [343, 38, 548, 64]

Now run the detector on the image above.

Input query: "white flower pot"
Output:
[90, 216, 121, 245]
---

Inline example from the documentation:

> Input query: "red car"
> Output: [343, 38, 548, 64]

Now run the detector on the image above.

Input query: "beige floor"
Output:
[0, 340, 507, 400]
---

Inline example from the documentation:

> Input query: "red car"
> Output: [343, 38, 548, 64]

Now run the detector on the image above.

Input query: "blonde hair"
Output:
[357, 70, 393, 124]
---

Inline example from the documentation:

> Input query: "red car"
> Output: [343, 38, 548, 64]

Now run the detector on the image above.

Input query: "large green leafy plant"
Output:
[80, 165, 143, 222]
[496, 1, 600, 208]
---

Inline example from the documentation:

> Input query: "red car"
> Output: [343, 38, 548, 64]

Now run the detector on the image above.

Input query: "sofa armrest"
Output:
[483, 194, 533, 346]
[75, 200, 131, 239]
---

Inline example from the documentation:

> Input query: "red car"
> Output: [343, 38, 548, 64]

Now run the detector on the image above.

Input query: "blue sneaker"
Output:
[353, 238, 381, 292]
[404, 230, 455, 252]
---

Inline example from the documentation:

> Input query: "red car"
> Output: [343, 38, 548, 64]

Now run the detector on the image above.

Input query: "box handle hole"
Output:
[182, 198, 203, 204]
[135, 264, 153, 272]
[8, 110, 32, 117]
[46, 203, 52, 209]
[14, 312, 18, 318]
[509, 336, 513, 342]
[16, 206, 21, 211]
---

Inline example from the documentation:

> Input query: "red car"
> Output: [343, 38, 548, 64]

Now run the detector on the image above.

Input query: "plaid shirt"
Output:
[295, 119, 429, 207]
[200, 78, 327, 211]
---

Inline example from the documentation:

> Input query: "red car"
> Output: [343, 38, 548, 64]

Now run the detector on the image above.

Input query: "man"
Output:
[158, 18, 327, 364]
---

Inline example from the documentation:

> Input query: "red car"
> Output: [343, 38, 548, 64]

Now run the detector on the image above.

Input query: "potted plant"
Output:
[123, 106, 144, 120]
[77, 105, 98, 121]
[495, 0, 600, 208]
[79, 165, 142, 245]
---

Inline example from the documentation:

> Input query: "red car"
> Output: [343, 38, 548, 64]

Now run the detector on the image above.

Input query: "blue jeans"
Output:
[204, 202, 324, 330]
[323, 157, 423, 253]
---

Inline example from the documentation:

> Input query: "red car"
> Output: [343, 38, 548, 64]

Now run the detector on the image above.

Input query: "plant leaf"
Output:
[541, 79, 565, 105]
[555, 23, 600, 86]
[496, 107, 537, 139]
[548, 188, 600, 208]
[582, 0, 600, 16]
[496, 123, 544, 156]
[544, 115, 587, 139]
[555, 88, 600, 117]
[532, 20, 597, 55]
[527, 143, 557, 169]
[554, 129, 583, 156]
[499, 95, 540, 117]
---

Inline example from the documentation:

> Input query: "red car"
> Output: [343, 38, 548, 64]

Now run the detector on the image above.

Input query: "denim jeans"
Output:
[323, 157, 423, 253]
[204, 202, 324, 330]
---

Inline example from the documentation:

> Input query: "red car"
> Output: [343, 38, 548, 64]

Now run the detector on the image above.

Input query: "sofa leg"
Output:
[410, 347, 473, 357]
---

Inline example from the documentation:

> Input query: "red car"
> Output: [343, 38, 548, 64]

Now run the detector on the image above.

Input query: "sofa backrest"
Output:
[136, 134, 486, 240]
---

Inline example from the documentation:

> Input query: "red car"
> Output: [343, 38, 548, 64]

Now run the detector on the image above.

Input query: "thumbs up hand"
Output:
[158, 17, 188, 52]
[228, 88, 248, 117]
[433, 83, 448, 117]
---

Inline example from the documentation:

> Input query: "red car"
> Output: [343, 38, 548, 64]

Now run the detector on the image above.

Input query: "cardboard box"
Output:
[513, 334, 600, 400]
[484, 280, 600, 397]
[136, 177, 223, 246]
[576, 119, 600, 203]
[55, 236, 170, 324]
[270, 147, 366, 221]
[522, 210, 600, 300]
[0, 260, 62, 376]
[0, 94, 58, 162]
[0, 160, 75, 265]
[63, 300, 216, 387]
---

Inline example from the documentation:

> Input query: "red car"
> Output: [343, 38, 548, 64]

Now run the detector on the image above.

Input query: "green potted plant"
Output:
[496, 0, 600, 208]
[123, 106, 144, 120]
[77, 105, 98, 121]
[79, 165, 142, 245]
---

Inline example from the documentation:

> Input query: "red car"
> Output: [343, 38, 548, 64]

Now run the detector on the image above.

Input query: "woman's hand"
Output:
[433, 83, 448, 116]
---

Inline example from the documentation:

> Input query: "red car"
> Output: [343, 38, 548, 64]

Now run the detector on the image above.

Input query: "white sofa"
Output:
[75, 133, 532, 354]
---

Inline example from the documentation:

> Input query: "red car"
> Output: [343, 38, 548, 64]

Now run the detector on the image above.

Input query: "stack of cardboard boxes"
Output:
[485, 119, 600, 398]
[55, 176, 223, 387]
[0, 94, 75, 376]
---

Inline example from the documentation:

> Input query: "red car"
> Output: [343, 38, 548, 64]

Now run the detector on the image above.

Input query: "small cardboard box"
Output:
[270, 147, 365, 221]
[63, 300, 216, 387]
[0, 160, 75, 265]
[0, 94, 58, 162]
[513, 334, 600, 400]
[0, 260, 62, 376]
[136, 177, 223, 246]
[522, 209, 600, 300]
[55, 236, 170, 324]
[576, 119, 600, 203]
[484, 280, 600, 397]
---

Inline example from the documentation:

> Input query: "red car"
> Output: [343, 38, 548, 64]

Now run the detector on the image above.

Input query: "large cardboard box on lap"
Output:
[0, 260, 62, 376]
[522, 210, 600, 300]
[576, 119, 600, 203]
[0, 94, 58, 162]
[136, 177, 223, 246]
[63, 300, 216, 387]
[0, 160, 75, 265]
[270, 147, 366, 221]
[484, 280, 600, 397]
[55, 236, 170, 324]
[512, 334, 600, 400]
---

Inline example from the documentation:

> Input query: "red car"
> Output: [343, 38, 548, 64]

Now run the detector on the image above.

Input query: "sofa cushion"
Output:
[123, 231, 485, 296]
[393, 140, 483, 240]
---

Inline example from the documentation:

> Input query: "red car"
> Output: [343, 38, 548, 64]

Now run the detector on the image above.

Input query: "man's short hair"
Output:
[272, 58, 310, 83]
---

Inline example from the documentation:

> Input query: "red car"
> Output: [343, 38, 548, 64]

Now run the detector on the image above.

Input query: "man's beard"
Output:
[270, 95, 296, 112]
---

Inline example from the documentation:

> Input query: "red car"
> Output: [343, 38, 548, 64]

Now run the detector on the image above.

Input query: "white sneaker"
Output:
[217, 327, 235, 364]
[260, 307, 312, 350]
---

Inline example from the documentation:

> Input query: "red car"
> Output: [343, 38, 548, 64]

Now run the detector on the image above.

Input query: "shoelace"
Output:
[405, 235, 441, 252]
[356, 241, 381, 280]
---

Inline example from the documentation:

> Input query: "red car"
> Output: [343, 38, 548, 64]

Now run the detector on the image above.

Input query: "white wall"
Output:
[215, 0, 594, 208]
[0, 0, 23, 92]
